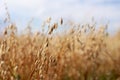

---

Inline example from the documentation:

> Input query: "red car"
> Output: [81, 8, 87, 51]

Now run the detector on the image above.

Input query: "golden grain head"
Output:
[60, 18, 63, 25]
[46, 17, 51, 23]
[3, 29, 8, 35]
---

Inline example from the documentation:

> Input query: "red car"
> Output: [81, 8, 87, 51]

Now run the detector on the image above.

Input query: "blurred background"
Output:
[0, 0, 120, 34]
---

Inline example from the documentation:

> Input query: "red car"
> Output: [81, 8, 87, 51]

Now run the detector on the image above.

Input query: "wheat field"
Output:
[0, 18, 120, 80]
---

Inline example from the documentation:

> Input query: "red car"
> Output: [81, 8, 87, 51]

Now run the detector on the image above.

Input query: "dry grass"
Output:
[0, 19, 120, 80]
[1, 2, 120, 79]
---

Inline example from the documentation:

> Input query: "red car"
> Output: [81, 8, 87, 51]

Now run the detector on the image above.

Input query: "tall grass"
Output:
[0, 2, 120, 80]
[0, 19, 120, 80]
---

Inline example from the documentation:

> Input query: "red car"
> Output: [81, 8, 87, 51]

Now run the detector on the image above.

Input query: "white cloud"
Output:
[6, 0, 44, 8]
[4, 0, 120, 20]
[0, 0, 119, 33]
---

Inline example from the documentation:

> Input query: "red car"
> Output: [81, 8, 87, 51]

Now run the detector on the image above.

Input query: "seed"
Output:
[60, 18, 63, 25]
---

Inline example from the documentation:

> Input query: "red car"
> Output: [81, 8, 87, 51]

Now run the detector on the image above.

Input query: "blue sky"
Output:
[0, 0, 120, 34]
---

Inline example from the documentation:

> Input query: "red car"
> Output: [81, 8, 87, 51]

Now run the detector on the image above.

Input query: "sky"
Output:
[0, 0, 120, 34]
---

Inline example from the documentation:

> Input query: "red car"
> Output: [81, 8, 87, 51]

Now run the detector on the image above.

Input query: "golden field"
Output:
[0, 18, 120, 80]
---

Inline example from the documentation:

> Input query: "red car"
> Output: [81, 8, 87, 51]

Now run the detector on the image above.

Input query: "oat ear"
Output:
[60, 18, 63, 25]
